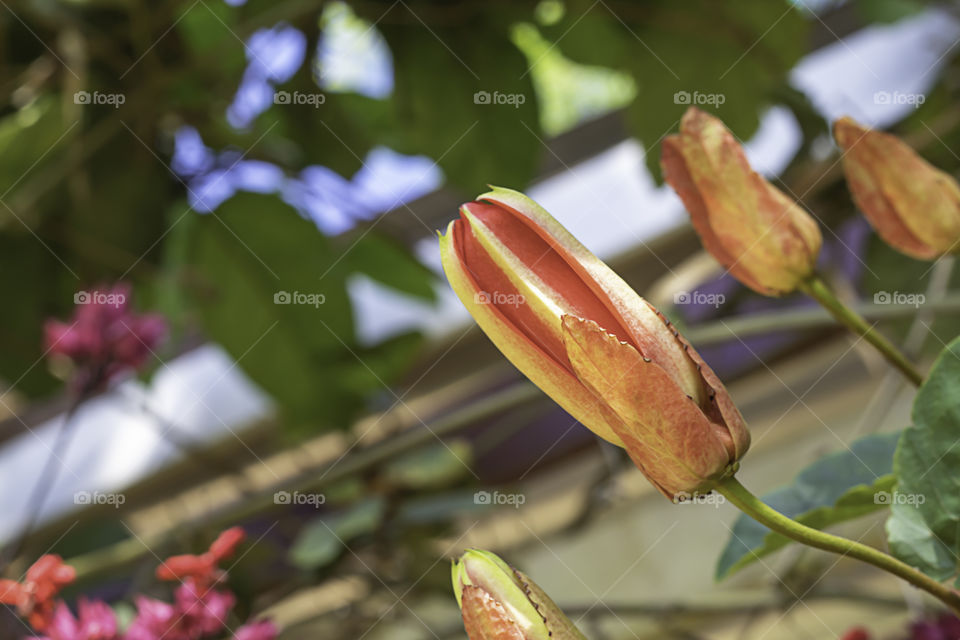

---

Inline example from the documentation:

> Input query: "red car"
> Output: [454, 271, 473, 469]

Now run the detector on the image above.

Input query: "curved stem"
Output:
[716, 476, 960, 615]
[800, 274, 924, 386]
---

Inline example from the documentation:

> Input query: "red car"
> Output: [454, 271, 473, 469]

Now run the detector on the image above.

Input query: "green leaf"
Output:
[289, 497, 385, 570]
[0, 97, 73, 222]
[340, 232, 437, 301]
[381, 21, 541, 191]
[887, 337, 960, 584]
[717, 432, 900, 578]
[382, 439, 473, 490]
[183, 193, 358, 424]
[543, 1, 807, 179]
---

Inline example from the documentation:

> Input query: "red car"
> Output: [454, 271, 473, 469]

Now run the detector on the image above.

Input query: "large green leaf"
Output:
[717, 432, 900, 578]
[289, 497, 386, 570]
[381, 19, 540, 192]
[887, 337, 960, 585]
[340, 231, 437, 302]
[543, 0, 808, 178]
[183, 193, 356, 423]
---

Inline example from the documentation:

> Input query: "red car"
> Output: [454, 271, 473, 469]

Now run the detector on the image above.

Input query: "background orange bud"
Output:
[662, 108, 822, 296]
[834, 116, 960, 260]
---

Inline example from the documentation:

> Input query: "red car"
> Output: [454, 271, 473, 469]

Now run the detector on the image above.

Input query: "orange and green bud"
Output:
[439, 187, 749, 497]
[661, 107, 822, 296]
[834, 116, 960, 260]
[451, 549, 586, 640]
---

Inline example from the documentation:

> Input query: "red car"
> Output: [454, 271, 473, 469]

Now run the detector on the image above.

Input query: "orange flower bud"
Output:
[834, 116, 960, 260]
[439, 187, 749, 497]
[661, 108, 822, 296]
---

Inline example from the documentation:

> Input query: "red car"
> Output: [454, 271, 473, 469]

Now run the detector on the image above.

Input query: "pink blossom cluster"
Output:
[2, 529, 276, 640]
[44, 284, 166, 393]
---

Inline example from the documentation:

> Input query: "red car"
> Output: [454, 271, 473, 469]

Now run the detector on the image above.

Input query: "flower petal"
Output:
[562, 316, 733, 495]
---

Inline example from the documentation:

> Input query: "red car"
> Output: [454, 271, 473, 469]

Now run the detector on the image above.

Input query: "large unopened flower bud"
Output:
[452, 549, 586, 640]
[834, 116, 960, 260]
[661, 107, 822, 296]
[439, 187, 749, 497]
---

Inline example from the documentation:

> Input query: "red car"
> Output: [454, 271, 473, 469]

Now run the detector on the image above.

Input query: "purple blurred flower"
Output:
[908, 613, 960, 640]
[171, 127, 214, 177]
[227, 24, 306, 128]
[234, 619, 278, 640]
[246, 24, 306, 84]
[44, 284, 166, 392]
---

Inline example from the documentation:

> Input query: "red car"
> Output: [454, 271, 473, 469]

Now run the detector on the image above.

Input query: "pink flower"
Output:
[124, 596, 184, 640]
[234, 619, 278, 640]
[174, 582, 235, 636]
[29, 599, 117, 640]
[44, 283, 166, 392]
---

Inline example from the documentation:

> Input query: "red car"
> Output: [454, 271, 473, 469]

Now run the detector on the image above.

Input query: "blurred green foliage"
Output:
[0, 0, 813, 431]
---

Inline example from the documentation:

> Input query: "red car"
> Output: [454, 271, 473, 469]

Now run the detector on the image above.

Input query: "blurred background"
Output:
[2, 0, 960, 637]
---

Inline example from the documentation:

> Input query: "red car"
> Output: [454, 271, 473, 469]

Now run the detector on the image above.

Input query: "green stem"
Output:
[716, 476, 960, 615]
[800, 274, 924, 386]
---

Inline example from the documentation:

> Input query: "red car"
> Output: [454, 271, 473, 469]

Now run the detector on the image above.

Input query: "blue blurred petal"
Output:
[351, 147, 441, 215]
[247, 24, 307, 84]
[172, 126, 215, 177]
[227, 72, 276, 129]
[189, 170, 237, 212]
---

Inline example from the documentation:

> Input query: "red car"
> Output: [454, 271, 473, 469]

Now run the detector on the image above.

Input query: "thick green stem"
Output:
[800, 275, 924, 386]
[716, 476, 960, 615]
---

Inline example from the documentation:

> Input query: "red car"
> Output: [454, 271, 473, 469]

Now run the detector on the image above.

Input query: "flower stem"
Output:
[800, 274, 924, 386]
[716, 476, 960, 614]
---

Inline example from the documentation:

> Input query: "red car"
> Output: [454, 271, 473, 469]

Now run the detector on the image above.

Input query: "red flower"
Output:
[156, 527, 245, 590]
[0, 555, 76, 631]
[44, 283, 166, 392]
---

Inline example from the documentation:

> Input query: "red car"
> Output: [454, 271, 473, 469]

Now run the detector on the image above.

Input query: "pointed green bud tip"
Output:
[451, 549, 588, 640]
